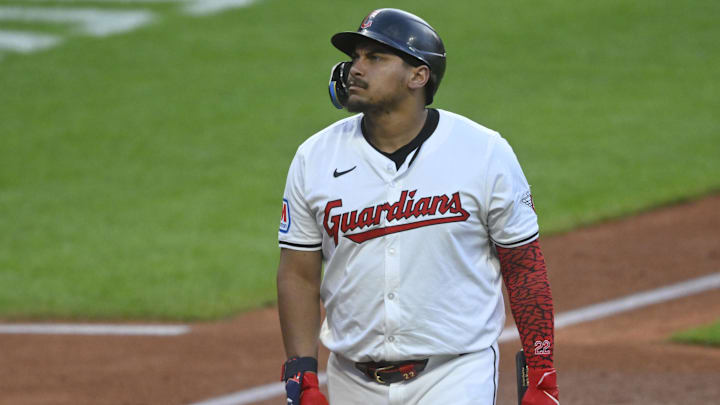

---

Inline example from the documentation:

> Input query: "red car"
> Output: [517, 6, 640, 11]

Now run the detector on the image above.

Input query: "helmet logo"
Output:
[360, 10, 380, 29]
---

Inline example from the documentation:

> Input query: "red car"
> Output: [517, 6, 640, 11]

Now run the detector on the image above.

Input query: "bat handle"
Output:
[516, 350, 529, 405]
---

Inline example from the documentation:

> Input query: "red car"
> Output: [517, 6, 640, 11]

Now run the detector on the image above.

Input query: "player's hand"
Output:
[282, 357, 329, 405]
[522, 368, 559, 405]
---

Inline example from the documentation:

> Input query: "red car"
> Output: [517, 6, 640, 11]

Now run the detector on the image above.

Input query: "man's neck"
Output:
[363, 105, 428, 154]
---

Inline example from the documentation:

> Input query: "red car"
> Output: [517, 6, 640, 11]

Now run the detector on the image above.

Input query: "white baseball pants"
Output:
[326, 343, 499, 405]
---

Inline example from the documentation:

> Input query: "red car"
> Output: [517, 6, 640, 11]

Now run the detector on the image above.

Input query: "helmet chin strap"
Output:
[328, 61, 351, 109]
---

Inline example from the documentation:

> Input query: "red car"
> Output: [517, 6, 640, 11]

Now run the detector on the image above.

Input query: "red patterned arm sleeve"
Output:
[497, 240, 555, 369]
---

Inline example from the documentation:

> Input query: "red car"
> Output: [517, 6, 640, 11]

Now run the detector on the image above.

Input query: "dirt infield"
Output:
[1, 195, 719, 405]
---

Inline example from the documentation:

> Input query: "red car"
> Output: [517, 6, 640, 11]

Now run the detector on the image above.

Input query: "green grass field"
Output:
[671, 319, 720, 347]
[1, 0, 718, 320]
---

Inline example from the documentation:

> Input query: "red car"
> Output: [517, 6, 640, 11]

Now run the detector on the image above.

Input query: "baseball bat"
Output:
[515, 350, 529, 405]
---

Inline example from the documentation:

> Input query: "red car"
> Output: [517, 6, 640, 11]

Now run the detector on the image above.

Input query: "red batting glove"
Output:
[282, 357, 328, 405]
[298, 372, 328, 405]
[522, 368, 559, 405]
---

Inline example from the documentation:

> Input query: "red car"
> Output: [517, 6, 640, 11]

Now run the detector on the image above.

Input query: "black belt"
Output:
[355, 359, 429, 385]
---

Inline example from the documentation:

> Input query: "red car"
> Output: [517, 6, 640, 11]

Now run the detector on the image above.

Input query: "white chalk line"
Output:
[0, 0, 259, 16]
[188, 272, 720, 405]
[498, 271, 720, 341]
[183, 0, 258, 16]
[0, 323, 190, 336]
[190, 374, 328, 405]
[0, 29, 62, 52]
[0, 6, 155, 37]
[0, 0, 258, 57]
[20, 0, 184, 3]
[12, 1, 260, 16]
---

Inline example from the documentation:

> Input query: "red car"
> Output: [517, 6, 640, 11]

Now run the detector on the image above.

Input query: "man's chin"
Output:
[345, 98, 369, 113]
[345, 102, 365, 112]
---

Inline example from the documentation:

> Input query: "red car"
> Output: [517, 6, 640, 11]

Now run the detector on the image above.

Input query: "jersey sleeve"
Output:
[485, 137, 539, 248]
[278, 150, 323, 251]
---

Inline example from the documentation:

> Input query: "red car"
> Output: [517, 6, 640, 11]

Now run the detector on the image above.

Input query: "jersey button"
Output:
[387, 292, 395, 300]
[388, 248, 396, 255]
[387, 336, 395, 343]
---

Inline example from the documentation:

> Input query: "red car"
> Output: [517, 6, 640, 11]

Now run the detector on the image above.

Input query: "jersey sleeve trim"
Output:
[278, 240, 322, 251]
[492, 232, 539, 249]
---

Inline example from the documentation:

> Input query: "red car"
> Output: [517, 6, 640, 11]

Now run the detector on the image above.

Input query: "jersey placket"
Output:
[382, 160, 407, 359]
[355, 130, 414, 359]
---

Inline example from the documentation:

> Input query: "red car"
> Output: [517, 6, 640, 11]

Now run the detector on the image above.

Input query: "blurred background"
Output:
[1, 1, 719, 404]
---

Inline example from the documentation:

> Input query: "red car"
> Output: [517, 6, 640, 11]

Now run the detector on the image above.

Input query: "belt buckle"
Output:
[373, 365, 395, 385]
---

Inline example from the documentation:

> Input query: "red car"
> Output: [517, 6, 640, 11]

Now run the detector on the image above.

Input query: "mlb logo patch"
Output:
[279, 198, 291, 233]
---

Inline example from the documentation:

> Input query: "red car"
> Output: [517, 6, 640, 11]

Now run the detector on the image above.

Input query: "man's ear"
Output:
[407, 65, 430, 90]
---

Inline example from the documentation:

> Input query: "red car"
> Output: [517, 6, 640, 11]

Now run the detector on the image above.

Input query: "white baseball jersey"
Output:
[278, 109, 538, 362]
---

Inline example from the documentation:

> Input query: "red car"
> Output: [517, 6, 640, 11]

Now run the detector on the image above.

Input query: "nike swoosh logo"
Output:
[333, 166, 357, 178]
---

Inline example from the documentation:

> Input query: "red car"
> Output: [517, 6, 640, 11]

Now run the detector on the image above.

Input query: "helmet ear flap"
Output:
[328, 61, 351, 109]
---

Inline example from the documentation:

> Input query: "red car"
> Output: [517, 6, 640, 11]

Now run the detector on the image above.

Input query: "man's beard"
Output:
[345, 85, 405, 114]
[345, 77, 370, 113]
[346, 97, 372, 113]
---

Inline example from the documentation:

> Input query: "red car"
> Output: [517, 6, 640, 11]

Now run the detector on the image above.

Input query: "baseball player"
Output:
[277, 8, 559, 405]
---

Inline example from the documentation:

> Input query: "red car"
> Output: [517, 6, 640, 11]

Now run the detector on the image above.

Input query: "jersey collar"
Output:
[360, 108, 440, 170]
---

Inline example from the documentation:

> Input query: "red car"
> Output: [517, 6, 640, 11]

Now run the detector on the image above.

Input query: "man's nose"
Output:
[349, 60, 364, 77]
